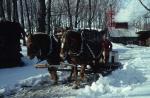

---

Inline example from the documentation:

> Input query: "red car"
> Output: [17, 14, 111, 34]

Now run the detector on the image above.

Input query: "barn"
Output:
[109, 27, 138, 45]
[136, 30, 150, 46]
[0, 21, 23, 68]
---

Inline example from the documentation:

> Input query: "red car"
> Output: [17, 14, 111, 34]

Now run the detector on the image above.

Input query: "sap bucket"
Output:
[109, 50, 118, 63]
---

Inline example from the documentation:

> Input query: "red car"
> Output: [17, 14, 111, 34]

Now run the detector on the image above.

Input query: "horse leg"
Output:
[22, 36, 26, 46]
[103, 51, 109, 64]
[68, 65, 77, 82]
[102, 51, 105, 63]
[67, 66, 74, 82]
[72, 65, 79, 89]
[80, 64, 86, 81]
[67, 57, 77, 81]
[48, 67, 58, 85]
[105, 51, 110, 64]
[70, 58, 79, 89]
[73, 65, 78, 82]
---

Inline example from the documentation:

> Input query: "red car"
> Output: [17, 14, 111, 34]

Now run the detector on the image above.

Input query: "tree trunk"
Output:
[98, 12, 102, 29]
[25, 0, 31, 34]
[66, 0, 73, 29]
[19, 0, 24, 28]
[0, 0, 5, 20]
[30, 0, 34, 33]
[31, 0, 38, 33]
[6, 0, 11, 21]
[37, 0, 46, 33]
[47, 0, 51, 35]
[88, 0, 92, 29]
[12, 0, 19, 22]
[58, 14, 62, 27]
[74, 0, 81, 28]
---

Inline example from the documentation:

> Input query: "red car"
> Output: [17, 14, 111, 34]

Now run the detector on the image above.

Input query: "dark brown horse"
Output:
[27, 33, 50, 60]
[60, 29, 105, 88]
[27, 33, 62, 84]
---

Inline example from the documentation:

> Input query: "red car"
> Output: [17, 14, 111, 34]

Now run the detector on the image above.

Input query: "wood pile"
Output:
[0, 21, 23, 68]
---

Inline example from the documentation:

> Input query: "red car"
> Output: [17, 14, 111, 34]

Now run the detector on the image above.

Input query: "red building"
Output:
[136, 31, 150, 46]
[114, 22, 128, 29]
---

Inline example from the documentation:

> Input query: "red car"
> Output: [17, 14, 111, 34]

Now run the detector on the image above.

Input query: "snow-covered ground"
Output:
[1, 43, 150, 98]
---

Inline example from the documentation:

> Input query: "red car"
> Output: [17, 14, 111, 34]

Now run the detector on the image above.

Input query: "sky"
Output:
[115, 0, 150, 23]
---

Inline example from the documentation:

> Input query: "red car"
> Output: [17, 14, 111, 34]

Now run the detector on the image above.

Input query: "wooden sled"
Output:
[35, 62, 122, 76]
[85, 62, 123, 76]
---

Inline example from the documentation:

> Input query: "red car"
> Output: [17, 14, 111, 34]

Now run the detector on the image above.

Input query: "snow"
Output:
[77, 45, 150, 98]
[1, 42, 150, 98]
[0, 46, 49, 95]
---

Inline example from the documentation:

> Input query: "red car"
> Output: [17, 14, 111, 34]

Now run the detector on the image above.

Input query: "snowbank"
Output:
[77, 44, 149, 98]
[77, 64, 146, 98]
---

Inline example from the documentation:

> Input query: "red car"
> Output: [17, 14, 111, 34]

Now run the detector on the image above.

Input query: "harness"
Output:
[86, 43, 96, 59]
[63, 30, 102, 61]
[48, 34, 61, 55]
[81, 31, 100, 60]
[67, 32, 84, 57]
[48, 35, 53, 55]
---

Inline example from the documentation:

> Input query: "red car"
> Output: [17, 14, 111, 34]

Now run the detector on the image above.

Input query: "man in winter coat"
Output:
[101, 35, 112, 64]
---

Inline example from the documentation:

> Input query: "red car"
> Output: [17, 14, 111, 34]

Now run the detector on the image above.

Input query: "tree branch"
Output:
[139, 0, 150, 11]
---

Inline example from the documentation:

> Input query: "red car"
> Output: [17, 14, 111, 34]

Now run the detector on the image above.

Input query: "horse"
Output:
[60, 29, 105, 88]
[27, 32, 62, 85]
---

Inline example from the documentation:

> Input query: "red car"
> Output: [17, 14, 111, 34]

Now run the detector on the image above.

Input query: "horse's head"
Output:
[27, 33, 50, 60]
[59, 30, 82, 60]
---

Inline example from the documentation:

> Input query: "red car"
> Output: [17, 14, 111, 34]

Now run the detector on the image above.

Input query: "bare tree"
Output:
[139, 0, 150, 11]
[19, 0, 24, 28]
[30, 0, 35, 33]
[12, 0, 19, 22]
[31, 0, 38, 32]
[47, 0, 52, 35]
[88, 0, 92, 29]
[6, 0, 11, 21]
[74, 0, 81, 28]
[24, 0, 31, 34]
[0, 0, 5, 19]
[37, 0, 46, 33]
[65, 0, 73, 28]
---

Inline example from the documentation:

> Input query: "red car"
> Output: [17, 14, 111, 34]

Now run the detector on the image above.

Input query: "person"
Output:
[101, 34, 112, 64]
